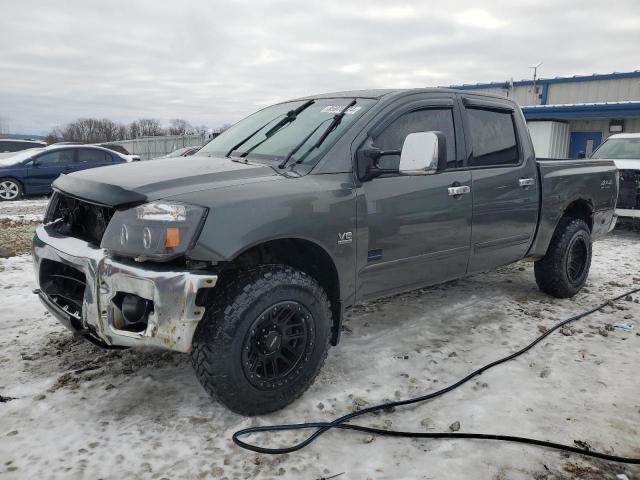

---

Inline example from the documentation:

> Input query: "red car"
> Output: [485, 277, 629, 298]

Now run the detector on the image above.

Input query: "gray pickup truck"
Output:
[32, 89, 618, 415]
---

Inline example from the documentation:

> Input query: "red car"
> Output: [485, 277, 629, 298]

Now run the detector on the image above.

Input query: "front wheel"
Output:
[191, 265, 332, 415]
[534, 217, 592, 298]
[0, 178, 23, 201]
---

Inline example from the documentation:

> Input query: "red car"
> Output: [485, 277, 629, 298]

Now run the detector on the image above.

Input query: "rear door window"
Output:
[466, 108, 519, 167]
[78, 149, 111, 163]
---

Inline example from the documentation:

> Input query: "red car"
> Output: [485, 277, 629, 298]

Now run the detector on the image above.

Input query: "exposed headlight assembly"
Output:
[101, 202, 208, 261]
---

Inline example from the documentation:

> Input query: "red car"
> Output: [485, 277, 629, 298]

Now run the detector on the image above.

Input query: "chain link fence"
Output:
[102, 134, 210, 160]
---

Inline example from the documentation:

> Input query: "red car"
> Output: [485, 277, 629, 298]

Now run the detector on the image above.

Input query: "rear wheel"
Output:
[534, 217, 592, 298]
[191, 265, 332, 415]
[0, 178, 23, 201]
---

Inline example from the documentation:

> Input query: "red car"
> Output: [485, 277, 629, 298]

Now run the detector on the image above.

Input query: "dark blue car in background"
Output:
[0, 145, 129, 200]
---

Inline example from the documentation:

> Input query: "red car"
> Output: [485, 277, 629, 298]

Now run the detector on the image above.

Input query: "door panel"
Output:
[357, 170, 472, 298]
[461, 100, 539, 273]
[27, 150, 76, 192]
[468, 163, 538, 273]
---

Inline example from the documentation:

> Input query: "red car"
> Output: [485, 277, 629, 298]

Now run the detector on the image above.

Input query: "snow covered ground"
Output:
[0, 197, 47, 224]
[1, 228, 640, 479]
[0, 197, 49, 218]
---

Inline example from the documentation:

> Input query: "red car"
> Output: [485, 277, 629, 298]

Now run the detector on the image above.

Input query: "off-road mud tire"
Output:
[534, 217, 592, 298]
[191, 265, 332, 415]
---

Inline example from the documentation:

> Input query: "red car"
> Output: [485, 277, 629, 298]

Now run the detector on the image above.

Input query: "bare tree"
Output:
[128, 121, 141, 139]
[46, 118, 128, 144]
[45, 127, 64, 144]
[95, 118, 121, 142]
[47, 116, 211, 143]
[117, 124, 128, 141]
[135, 118, 164, 137]
[167, 118, 192, 135]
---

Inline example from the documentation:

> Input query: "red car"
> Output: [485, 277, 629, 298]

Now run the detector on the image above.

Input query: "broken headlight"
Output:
[101, 202, 208, 261]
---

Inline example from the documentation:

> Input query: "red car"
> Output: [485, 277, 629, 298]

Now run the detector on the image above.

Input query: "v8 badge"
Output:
[337, 231, 353, 245]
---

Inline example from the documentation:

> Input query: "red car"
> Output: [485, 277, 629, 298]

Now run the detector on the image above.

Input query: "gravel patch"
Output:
[0, 197, 48, 258]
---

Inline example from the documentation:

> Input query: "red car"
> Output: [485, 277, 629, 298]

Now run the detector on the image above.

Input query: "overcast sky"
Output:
[1, 0, 639, 135]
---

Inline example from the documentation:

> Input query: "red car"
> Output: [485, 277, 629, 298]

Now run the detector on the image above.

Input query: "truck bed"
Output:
[527, 158, 618, 258]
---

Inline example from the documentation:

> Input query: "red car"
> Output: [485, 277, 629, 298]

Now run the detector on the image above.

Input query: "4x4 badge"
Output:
[337, 231, 353, 245]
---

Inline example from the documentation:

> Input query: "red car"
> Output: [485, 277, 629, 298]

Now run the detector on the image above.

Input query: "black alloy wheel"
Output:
[566, 235, 588, 283]
[534, 217, 592, 298]
[242, 301, 314, 390]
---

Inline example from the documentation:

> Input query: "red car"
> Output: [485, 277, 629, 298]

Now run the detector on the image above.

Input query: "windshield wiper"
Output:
[225, 119, 276, 158]
[264, 99, 315, 137]
[278, 99, 357, 169]
[239, 100, 316, 159]
[225, 99, 315, 159]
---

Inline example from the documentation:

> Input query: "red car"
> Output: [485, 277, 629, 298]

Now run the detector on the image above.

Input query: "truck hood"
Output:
[611, 159, 640, 170]
[53, 155, 281, 207]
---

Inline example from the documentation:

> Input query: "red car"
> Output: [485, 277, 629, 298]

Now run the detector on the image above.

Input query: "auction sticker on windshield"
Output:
[320, 105, 362, 114]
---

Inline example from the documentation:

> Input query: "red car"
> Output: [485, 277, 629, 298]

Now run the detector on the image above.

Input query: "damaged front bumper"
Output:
[32, 225, 217, 352]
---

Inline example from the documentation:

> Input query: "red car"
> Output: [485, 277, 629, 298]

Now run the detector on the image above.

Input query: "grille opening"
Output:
[39, 259, 86, 325]
[47, 193, 115, 245]
[618, 170, 640, 210]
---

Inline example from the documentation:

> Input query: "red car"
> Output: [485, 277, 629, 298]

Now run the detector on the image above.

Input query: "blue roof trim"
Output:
[449, 70, 640, 90]
[522, 102, 640, 120]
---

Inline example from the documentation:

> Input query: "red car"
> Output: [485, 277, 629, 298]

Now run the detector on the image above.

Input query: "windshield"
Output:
[0, 148, 44, 166]
[198, 98, 373, 165]
[592, 137, 640, 159]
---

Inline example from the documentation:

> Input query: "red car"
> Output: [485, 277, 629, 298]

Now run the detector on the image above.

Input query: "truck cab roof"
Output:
[294, 87, 509, 102]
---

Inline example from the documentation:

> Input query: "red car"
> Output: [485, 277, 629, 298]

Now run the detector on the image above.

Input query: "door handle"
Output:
[519, 178, 535, 188]
[448, 185, 471, 196]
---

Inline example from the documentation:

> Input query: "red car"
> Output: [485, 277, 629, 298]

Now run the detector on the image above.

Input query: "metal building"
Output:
[450, 71, 640, 158]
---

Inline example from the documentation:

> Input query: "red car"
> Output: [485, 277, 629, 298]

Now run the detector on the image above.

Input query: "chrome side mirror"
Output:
[399, 131, 446, 175]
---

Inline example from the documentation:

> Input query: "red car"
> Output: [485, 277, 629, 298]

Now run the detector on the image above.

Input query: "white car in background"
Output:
[591, 133, 640, 218]
[0, 138, 47, 159]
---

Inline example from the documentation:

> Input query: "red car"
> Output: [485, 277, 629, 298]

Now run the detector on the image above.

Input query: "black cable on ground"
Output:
[233, 286, 640, 463]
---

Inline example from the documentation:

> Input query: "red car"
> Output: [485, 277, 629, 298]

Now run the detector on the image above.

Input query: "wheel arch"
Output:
[528, 196, 595, 258]
[562, 197, 594, 231]
[213, 237, 344, 346]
